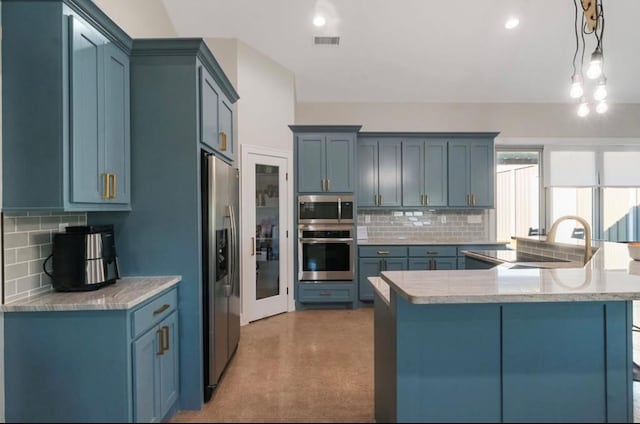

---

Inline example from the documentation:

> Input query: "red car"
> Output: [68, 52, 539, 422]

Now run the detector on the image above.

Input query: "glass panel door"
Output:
[255, 164, 280, 300]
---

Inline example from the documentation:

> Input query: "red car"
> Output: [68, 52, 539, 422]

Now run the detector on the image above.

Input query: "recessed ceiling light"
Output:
[505, 17, 520, 29]
[313, 15, 326, 27]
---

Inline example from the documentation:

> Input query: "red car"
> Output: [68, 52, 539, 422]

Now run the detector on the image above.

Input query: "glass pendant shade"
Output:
[569, 75, 584, 99]
[586, 51, 604, 79]
[577, 100, 590, 117]
[593, 78, 607, 101]
[596, 101, 608, 114]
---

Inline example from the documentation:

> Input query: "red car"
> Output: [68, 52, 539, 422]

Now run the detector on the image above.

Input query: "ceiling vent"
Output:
[313, 36, 340, 47]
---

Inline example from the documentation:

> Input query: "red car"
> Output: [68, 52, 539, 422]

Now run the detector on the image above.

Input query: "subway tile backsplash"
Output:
[2, 212, 87, 303]
[358, 209, 490, 242]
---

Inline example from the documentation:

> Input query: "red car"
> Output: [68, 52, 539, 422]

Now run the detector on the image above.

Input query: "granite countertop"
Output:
[377, 240, 640, 304]
[357, 239, 509, 246]
[1, 276, 181, 312]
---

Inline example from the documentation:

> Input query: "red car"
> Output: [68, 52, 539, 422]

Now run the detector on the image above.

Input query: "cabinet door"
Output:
[402, 141, 425, 207]
[377, 140, 402, 207]
[434, 258, 457, 270]
[103, 42, 130, 204]
[357, 140, 378, 207]
[469, 140, 494, 207]
[219, 98, 234, 160]
[133, 326, 160, 423]
[424, 141, 448, 207]
[297, 135, 326, 192]
[199, 67, 219, 150]
[448, 141, 471, 207]
[359, 258, 382, 301]
[408, 258, 430, 270]
[325, 134, 354, 192]
[385, 258, 407, 271]
[69, 15, 106, 204]
[158, 312, 179, 419]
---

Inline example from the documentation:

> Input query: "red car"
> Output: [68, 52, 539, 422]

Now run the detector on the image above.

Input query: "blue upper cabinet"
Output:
[402, 139, 448, 207]
[1, 1, 133, 211]
[198, 65, 235, 161]
[357, 137, 402, 207]
[199, 67, 220, 151]
[291, 126, 360, 194]
[448, 136, 496, 208]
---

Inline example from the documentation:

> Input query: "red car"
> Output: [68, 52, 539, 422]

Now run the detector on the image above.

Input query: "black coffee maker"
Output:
[44, 225, 120, 291]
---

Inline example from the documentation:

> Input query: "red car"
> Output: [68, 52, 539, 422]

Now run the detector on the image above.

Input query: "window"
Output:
[549, 187, 594, 242]
[601, 188, 640, 242]
[496, 150, 542, 241]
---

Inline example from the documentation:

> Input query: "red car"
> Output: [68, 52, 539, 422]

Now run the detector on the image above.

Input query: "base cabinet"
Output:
[134, 311, 179, 423]
[3, 286, 180, 423]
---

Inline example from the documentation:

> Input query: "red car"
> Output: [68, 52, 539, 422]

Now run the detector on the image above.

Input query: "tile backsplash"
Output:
[358, 209, 490, 242]
[3, 212, 87, 303]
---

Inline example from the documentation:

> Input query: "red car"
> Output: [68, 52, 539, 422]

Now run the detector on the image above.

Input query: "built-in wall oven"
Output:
[298, 225, 355, 281]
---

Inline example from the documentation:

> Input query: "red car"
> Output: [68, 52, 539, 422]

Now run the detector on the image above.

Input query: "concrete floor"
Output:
[173, 309, 374, 423]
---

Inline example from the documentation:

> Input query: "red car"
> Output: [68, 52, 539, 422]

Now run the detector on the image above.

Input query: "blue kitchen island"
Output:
[373, 241, 640, 423]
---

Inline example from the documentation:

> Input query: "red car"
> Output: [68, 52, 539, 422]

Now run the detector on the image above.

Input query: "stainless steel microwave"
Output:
[298, 195, 354, 224]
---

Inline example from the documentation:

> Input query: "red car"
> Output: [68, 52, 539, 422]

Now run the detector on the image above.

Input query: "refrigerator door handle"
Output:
[228, 204, 238, 295]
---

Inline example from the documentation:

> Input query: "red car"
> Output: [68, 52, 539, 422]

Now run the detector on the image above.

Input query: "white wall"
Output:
[92, 0, 177, 37]
[296, 102, 640, 139]
[236, 41, 296, 152]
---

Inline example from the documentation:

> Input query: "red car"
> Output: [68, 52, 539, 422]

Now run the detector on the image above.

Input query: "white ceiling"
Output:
[161, 0, 640, 103]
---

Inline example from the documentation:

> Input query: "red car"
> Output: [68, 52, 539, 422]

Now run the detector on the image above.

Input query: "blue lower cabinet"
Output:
[298, 282, 355, 303]
[408, 257, 456, 270]
[134, 311, 180, 422]
[4, 286, 180, 423]
[358, 251, 407, 302]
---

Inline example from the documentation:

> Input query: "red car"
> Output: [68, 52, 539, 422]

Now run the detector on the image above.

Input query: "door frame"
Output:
[239, 144, 294, 325]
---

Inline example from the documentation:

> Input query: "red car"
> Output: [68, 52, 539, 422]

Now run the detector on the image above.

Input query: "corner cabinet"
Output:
[448, 138, 496, 208]
[4, 285, 180, 423]
[2, 1, 132, 211]
[291, 126, 361, 193]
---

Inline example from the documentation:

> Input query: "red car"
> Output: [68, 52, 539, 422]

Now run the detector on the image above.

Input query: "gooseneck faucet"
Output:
[545, 215, 593, 265]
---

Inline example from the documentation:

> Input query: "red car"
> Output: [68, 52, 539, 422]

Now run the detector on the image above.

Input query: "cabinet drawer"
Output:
[132, 288, 178, 338]
[359, 246, 407, 258]
[298, 283, 354, 303]
[408, 246, 457, 257]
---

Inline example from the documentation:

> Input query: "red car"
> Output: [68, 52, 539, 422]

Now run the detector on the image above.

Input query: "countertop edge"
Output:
[357, 240, 510, 246]
[1, 276, 182, 312]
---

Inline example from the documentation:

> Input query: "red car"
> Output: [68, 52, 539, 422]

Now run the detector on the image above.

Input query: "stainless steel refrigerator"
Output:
[201, 151, 240, 402]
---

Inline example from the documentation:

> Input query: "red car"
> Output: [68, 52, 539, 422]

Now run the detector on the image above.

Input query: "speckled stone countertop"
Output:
[357, 239, 509, 246]
[463, 250, 582, 269]
[1, 276, 181, 312]
[377, 240, 640, 304]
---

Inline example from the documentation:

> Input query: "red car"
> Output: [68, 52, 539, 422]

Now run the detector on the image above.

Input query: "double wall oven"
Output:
[298, 195, 355, 281]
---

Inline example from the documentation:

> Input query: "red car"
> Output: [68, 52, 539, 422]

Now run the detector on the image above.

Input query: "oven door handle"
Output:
[300, 238, 354, 243]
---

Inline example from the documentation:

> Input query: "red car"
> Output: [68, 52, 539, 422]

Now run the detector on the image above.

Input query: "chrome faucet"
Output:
[546, 215, 592, 265]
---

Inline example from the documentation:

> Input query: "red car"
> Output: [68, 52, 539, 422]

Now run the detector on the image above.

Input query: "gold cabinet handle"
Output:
[374, 194, 378, 206]
[377, 250, 390, 255]
[219, 131, 228, 151]
[319, 291, 331, 296]
[327, 179, 331, 191]
[153, 304, 170, 316]
[162, 325, 170, 352]
[473, 194, 477, 206]
[102, 173, 110, 199]
[251, 237, 255, 256]
[425, 194, 429, 205]
[109, 174, 116, 199]
[466, 194, 470, 205]
[321, 179, 325, 192]
[156, 328, 164, 356]
[379, 195, 383, 205]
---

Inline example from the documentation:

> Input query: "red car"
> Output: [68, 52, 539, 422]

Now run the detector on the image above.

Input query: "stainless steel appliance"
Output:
[43, 225, 119, 291]
[298, 225, 355, 281]
[298, 195, 354, 224]
[201, 152, 240, 402]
